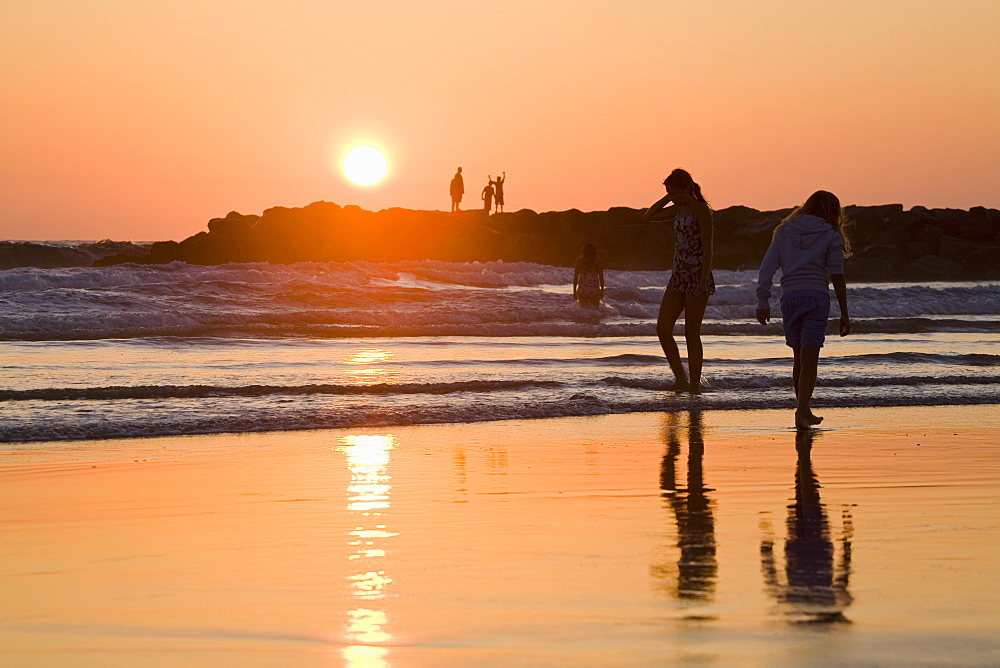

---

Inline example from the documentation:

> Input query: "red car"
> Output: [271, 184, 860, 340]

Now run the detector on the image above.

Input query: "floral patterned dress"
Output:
[666, 210, 716, 296]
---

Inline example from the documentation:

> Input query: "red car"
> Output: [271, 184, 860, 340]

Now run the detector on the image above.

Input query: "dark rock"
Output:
[845, 255, 894, 281]
[921, 224, 945, 248]
[904, 241, 939, 261]
[929, 208, 967, 225]
[939, 235, 980, 263]
[908, 254, 963, 279]
[959, 247, 1000, 277]
[960, 207, 1000, 241]
[208, 211, 259, 236]
[147, 240, 182, 263]
[906, 206, 940, 226]
[857, 244, 905, 267]
[76, 201, 998, 281]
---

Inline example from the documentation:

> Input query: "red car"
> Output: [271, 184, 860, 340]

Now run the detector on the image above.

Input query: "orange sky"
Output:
[2, 0, 998, 241]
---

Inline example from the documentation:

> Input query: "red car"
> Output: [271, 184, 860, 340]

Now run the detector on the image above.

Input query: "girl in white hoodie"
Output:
[756, 191, 852, 429]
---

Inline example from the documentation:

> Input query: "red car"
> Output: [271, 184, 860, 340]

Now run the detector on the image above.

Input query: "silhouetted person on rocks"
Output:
[481, 178, 494, 213]
[492, 172, 506, 213]
[450, 167, 465, 212]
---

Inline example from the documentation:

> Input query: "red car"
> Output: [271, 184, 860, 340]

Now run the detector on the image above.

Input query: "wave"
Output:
[5, 372, 998, 403]
[3, 318, 1000, 342]
[1, 260, 999, 342]
[0, 379, 565, 401]
[0, 240, 150, 270]
[3, 385, 997, 442]
[719, 351, 1000, 367]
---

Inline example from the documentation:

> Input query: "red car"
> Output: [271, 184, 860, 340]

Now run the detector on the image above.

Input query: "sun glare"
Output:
[344, 146, 387, 186]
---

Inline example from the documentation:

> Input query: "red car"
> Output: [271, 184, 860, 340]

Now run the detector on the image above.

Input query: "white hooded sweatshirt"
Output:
[756, 214, 845, 310]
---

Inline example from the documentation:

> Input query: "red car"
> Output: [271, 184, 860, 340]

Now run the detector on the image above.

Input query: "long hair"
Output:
[783, 190, 852, 258]
[663, 168, 709, 207]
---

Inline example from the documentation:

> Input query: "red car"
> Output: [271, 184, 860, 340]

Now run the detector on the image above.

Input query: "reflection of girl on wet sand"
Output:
[760, 430, 853, 624]
[652, 411, 717, 602]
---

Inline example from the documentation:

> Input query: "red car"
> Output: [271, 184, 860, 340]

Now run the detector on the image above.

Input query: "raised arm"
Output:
[643, 193, 676, 222]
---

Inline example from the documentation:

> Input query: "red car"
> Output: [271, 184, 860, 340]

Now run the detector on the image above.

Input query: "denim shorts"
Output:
[780, 290, 831, 348]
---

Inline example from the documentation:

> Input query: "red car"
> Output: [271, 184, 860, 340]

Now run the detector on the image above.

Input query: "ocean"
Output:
[2, 251, 998, 442]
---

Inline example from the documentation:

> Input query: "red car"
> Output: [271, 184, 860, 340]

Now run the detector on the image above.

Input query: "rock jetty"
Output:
[95, 202, 1000, 281]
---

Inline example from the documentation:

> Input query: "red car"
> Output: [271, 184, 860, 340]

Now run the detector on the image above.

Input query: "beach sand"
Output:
[2, 406, 998, 666]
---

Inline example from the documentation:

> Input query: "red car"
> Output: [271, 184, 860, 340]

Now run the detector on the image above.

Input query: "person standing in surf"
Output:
[755, 190, 852, 429]
[643, 168, 715, 394]
[573, 243, 604, 308]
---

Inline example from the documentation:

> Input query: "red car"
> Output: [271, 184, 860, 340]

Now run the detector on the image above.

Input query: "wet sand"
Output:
[2, 406, 999, 666]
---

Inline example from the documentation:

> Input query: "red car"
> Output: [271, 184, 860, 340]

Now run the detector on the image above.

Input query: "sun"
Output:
[343, 146, 387, 186]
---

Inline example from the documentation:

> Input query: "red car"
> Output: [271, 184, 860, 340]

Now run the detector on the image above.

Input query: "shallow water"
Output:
[2, 406, 998, 665]
[2, 332, 999, 442]
[2, 260, 998, 442]
[0, 261, 1000, 442]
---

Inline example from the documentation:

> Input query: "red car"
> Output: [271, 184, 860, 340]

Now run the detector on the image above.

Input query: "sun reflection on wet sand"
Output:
[337, 434, 398, 664]
[342, 643, 389, 668]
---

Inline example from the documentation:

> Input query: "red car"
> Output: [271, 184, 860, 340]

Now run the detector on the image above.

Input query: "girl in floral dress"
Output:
[643, 169, 715, 393]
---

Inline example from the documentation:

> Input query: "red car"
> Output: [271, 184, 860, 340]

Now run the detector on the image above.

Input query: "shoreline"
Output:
[4, 399, 999, 446]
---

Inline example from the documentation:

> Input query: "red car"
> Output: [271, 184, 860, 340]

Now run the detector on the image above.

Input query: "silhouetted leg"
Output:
[792, 347, 801, 398]
[792, 347, 823, 426]
[683, 292, 710, 393]
[795, 347, 821, 429]
[657, 289, 689, 391]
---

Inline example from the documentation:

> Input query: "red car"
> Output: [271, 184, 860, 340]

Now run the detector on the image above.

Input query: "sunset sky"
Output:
[2, 0, 998, 241]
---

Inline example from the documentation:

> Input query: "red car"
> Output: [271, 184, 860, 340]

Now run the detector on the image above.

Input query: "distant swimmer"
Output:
[573, 243, 604, 308]
[450, 167, 465, 212]
[481, 178, 494, 213]
[492, 171, 506, 213]
[755, 190, 852, 430]
[643, 168, 715, 395]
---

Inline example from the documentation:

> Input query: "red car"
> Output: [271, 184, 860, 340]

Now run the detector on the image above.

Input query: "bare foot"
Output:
[795, 409, 816, 430]
[669, 378, 690, 393]
[807, 411, 823, 425]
